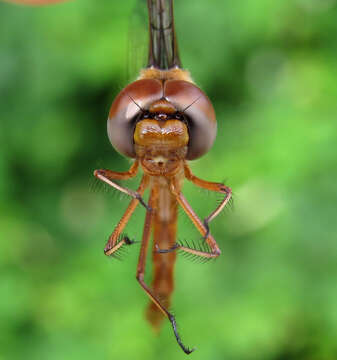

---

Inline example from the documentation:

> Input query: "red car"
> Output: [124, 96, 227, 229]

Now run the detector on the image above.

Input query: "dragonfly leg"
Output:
[94, 161, 151, 212]
[100, 175, 149, 256]
[136, 188, 195, 355]
[165, 178, 221, 260]
[103, 235, 136, 260]
[184, 162, 232, 239]
[95, 160, 139, 180]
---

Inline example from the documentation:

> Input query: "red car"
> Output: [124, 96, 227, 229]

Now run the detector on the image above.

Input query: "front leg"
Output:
[95, 160, 139, 180]
[102, 175, 149, 256]
[94, 160, 151, 212]
[105, 235, 137, 260]
[184, 162, 232, 238]
[93, 160, 150, 256]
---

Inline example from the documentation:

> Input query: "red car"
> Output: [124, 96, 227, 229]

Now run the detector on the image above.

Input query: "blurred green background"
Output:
[1, 0, 337, 359]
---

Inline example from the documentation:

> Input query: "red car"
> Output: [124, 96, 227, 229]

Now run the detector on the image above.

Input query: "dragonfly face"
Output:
[134, 115, 189, 177]
[107, 77, 217, 177]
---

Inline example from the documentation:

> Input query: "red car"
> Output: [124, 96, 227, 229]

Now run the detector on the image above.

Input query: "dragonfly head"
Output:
[107, 77, 217, 163]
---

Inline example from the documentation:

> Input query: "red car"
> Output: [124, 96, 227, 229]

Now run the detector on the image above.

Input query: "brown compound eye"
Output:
[164, 80, 217, 160]
[107, 79, 163, 158]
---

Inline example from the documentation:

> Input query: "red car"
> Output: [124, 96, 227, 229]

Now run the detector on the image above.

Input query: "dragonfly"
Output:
[6, 0, 232, 353]
[94, 0, 232, 353]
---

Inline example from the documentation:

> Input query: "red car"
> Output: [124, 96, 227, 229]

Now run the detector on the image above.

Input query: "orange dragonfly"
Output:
[6, 0, 232, 353]
[93, 0, 232, 354]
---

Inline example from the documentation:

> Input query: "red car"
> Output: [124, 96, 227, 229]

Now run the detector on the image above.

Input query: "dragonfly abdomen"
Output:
[146, 182, 178, 330]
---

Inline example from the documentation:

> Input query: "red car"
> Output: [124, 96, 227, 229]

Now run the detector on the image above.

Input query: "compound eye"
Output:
[107, 79, 162, 157]
[164, 80, 216, 160]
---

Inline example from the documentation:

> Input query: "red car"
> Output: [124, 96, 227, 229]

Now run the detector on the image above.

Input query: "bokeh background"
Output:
[1, 0, 337, 359]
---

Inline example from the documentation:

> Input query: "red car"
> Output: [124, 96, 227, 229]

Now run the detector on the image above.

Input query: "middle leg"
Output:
[156, 179, 222, 260]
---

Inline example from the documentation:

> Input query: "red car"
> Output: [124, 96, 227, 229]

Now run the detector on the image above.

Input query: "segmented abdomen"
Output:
[146, 183, 177, 330]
